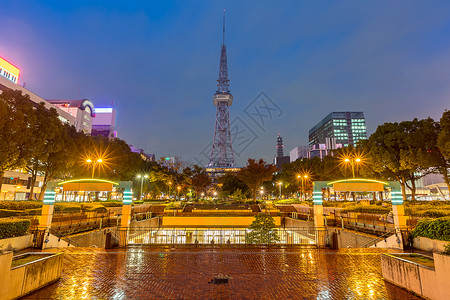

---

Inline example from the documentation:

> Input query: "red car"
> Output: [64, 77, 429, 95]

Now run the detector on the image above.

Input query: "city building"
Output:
[0, 56, 98, 199]
[309, 112, 367, 147]
[274, 134, 290, 170]
[47, 99, 95, 134]
[289, 146, 308, 162]
[308, 137, 343, 159]
[0, 169, 44, 200]
[0, 67, 75, 126]
[0, 56, 20, 84]
[130, 146, 156, 162]
[92, 107, 117, 139]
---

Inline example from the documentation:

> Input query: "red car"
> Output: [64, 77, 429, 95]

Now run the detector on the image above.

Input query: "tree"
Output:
[366, 119, 437, 200]
[189, 165, 211, 199]
[0, 89, 35, 192]
[237, 159, 277, 200]
[246, 213, 280, 244]
[26, 103, 62, 200]
[434, 110, 450, 191]
[218, 173, 249, 198]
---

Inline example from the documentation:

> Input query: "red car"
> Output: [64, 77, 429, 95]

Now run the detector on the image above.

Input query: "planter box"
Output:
[0, 234, 33, 251]
[0, 251, 64, 300]
[413, 236, 447, 253]
[381, 252, 450, 300]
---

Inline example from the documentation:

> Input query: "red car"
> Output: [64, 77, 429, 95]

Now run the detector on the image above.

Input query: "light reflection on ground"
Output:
[23, 247, 421, 299]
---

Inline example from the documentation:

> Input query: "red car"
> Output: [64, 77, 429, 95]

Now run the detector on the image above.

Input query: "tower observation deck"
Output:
[209, 11, 234, 167]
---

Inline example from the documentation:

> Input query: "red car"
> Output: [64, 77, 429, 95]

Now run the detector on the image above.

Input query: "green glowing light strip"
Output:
[57, 178, 119, 185]
[327, 178, 389, 185]
[313, 191, 322, 204]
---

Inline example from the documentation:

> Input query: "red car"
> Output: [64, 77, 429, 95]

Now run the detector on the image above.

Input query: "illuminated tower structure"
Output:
[276, 134, 284, 157]
[209, 11, 234, 167]
[274, 133, 290, 170]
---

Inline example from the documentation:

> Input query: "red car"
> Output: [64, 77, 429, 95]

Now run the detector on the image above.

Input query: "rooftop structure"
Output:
[47, 99, 95, 134]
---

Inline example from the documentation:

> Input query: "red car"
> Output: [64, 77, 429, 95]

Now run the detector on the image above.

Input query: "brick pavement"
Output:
[23, 247, 421, 299]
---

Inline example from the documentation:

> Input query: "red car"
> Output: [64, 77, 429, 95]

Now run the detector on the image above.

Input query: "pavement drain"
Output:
[209, 274, 232, 284]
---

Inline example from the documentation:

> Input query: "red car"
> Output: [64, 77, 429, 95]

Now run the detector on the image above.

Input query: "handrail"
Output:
[48, 228, 82, 247]
[360, 229, 397, 248]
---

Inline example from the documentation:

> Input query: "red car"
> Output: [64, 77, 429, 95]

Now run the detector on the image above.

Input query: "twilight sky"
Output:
[1, 1, 449, 166]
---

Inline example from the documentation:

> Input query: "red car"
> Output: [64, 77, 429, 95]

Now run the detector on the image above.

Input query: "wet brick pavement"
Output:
[23, 247, 421, 299]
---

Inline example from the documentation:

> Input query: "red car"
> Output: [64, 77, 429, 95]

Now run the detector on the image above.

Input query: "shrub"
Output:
[54, 203, 81, 213]
[0, 209, 22, 218]
[80, 203, 107, 213]
[0, 219, 31, 239]
[423, 209, 450, 218]
[341, 205, 391, 214]
[410, 217, 450, 242]
[443, 243, 450, 255]
[0, 201, 42, 210]
[93, 201, 122, 207]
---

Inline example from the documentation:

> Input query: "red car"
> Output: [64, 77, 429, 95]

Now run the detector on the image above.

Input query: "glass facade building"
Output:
[309, 112, 367, 147]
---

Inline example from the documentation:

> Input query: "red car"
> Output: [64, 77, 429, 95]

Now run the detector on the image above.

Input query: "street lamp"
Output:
[344, 157, 361, 178]
[278, 181, 282, 199]
[177, 186, 181, 200]
[136, 174, 149, 200]
[167, 181, 172, 199]
[301, 175, 308, 201]
[87, 158, 103, 178]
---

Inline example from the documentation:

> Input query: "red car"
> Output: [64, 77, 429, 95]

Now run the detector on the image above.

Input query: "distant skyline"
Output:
[1, 1, 449, 166]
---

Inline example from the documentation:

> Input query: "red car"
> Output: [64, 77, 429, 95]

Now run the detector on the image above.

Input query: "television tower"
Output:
[209, 10, 235, 167]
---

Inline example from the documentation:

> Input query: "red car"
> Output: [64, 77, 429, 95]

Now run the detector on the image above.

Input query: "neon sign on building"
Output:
[0, 57, 20, 84]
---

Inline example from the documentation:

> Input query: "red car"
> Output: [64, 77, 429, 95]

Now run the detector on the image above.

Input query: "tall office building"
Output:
[92, 107, 117, 139]
[309, 112, 367, 147]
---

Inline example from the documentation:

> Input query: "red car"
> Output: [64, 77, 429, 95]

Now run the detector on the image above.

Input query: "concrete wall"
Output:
[0, 251, 63, 300]
[284, 217, 314, 229]
[413, 236, 447, 253]
[371, 232, 404, 250]
[334, 229, 375, 248]
[381, 253, 450, 300]
[284, 217, 375, 248]
[0, 234, 33, 251]
[68, 227, 116, 247]
[162, 216, 281, 227]
[130, 217, 159, 230]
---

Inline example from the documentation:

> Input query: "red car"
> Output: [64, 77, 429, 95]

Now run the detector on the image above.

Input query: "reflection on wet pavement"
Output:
[23, 247, 420, 299]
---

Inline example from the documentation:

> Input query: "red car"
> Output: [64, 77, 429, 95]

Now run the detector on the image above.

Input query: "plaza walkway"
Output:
[24, 247, 420, 299]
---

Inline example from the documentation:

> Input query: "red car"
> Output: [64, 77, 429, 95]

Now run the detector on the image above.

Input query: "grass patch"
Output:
[393, 254, 435, 269]
[11, 254, 50, 268]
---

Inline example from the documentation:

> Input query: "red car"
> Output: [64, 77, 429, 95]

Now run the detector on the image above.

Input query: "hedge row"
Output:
[341, 205, 391, 214]
[0, 219, 31, 239]
[0, 201, 42, 210]
[410, 217, 450, 242]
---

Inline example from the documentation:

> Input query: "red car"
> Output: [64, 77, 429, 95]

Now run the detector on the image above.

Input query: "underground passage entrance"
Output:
[126, 227, 318, 246]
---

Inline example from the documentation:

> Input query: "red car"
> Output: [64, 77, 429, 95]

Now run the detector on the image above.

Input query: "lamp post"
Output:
[344, 157, 361, 178]
[167, 181, 172, 199]
[177, 186, 181, 200]
[300, 175, 308, 201]
[278, 182, 282, 199]
[87, 158, 103, 178]
[136, 174, 149, 200]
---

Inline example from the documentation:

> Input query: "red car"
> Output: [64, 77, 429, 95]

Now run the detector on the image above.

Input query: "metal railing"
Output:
[125, 227, 327, 246]
[360, 229, 398, 248]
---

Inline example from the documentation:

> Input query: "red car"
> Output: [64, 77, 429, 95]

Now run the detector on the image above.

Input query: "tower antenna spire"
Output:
[223, 9, 225, 45]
